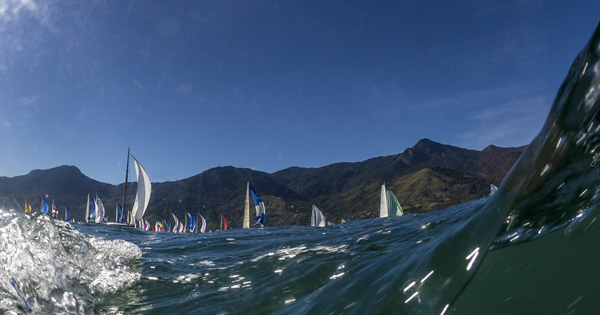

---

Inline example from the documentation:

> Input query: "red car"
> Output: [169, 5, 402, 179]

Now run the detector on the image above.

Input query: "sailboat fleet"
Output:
[24, 146, 501, 231]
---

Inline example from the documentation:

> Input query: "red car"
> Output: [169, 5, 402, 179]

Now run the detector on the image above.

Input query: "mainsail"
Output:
[40, 197, 49, 215]
[243, 182, 250, 228]
[489, 184, 498, 197]
[88, 194, 97, 222]
[220, 214, 228, 231]
[131, 156, 151, 222]
[199, 214, 206, 233]
[85, 193, 90, 223]
[379, 184, 403, 218]
[24, 198, 31, 214]
[171, 213, 180, 233]
[187, 212, 195, 233]
[311, 205, 326, 227]
[95, 195, 105, 223]
[65, 206, 71, 221]
[249, 186, 266, 227]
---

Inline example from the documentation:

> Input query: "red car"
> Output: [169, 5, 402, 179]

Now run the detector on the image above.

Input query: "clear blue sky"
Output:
[0, 0, 599, 184]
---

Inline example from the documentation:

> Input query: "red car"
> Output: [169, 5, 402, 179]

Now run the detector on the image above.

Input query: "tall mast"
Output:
[122, 147, 130, 218]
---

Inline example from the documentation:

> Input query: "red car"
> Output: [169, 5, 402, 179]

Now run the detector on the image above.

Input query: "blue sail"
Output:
[163, 219, 169, 233]
[250, 186, 266, 227]
[187, 212, 195, 232]
[118, 204, 125, 223]
[40, 197, 49, 214]
[65, 206, 71, 221]
[88, 195, 95, 220]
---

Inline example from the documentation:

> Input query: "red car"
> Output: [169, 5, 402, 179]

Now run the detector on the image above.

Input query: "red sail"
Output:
[222, 214, 228, 230]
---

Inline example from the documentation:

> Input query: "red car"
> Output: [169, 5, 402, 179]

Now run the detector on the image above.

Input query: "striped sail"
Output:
[249, 186, 266, 227]
[131, 156, 151, 222]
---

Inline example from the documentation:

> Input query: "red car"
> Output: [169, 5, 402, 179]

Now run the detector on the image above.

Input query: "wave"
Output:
[0, 211, 141, 314]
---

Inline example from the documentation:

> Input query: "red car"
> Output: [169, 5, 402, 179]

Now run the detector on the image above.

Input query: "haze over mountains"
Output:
[0, 139, 525, 231]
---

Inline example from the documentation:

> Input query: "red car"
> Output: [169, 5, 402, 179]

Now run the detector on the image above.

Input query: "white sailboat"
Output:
[199, 213, 206, 233]
[121, 148, 152, 228]
[243, 182, 250, 229]
[310, 205, 326, 227]
[379, 183, 404, 218]
[171, 213, 180, 233]
[489, 184, 498, 197]
[131, 155, 151, 223]
[95, 195, 105, 223]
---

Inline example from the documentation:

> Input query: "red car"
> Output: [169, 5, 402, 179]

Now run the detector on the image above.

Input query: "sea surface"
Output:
[1, 21, 600, 315]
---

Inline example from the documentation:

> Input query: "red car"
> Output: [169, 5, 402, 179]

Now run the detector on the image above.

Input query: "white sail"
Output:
[85, 193, 90, 223]
[311, 205, 326, 227]
[178, 221, 185, 233]
[199, 214, 206, 233]
[489, 184, 498, 197]
[95, 195, 105, 223]
[131, 156, 151, 222]
[380, 184, 389, 218]
[171, 213, 179, 233]
[243, 182, 250, 229]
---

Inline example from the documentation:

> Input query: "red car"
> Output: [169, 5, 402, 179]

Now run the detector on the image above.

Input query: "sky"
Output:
[0, 0, 599, 184]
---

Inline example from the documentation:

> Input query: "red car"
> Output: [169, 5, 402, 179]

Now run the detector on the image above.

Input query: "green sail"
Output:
[385, 187, 404, 217]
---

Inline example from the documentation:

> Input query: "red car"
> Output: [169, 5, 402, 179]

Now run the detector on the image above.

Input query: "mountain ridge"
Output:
[0, 139, 526, 230]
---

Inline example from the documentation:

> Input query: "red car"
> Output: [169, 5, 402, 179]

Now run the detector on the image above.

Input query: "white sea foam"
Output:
[0, 210, 141, 314]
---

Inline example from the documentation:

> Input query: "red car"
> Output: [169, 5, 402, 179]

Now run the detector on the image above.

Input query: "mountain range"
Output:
[0, 138, 525, 231]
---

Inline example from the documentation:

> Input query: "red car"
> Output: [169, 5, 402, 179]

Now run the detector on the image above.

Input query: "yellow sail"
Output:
[24, 198, 32, 214]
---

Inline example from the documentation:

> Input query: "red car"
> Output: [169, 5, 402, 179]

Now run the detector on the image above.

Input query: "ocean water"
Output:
[1, 21, 600, 315]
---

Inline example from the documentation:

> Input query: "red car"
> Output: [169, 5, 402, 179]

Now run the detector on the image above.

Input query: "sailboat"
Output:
[95, 195, 105, 223]
[108, 203, 127, 225]
[489, 184, 498, 197]
[121, 149, 152, 228]
[51, 200, 59, 219]
[198, 214, 206, 233]
[187, 212, 196, 233]
[85, 193, 91, 223]
[40, 197, 49, 215]
[65, 206, 71, 221]
[171, 213, 180, 233]
[311, 205, 326, 227]
[379, 183, 404, 218]
[243, 182, 250, 228]
[130, 155, 151, 227]
[24, 198, 32, 214]
[86, 194, 98, 223]
[220, 214, 228, 231]
[249, 185, 266, 227]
